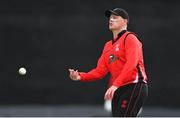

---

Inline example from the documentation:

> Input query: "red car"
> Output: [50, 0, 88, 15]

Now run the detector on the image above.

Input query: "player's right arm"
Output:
[69, 43, 109, 82]
[79, 53, 109, 82]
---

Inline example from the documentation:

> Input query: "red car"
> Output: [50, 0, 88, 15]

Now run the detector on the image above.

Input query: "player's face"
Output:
[109, 14, 127, 31]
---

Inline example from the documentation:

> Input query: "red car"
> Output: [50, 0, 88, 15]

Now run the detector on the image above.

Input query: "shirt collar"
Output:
[112, 30, 127, 44]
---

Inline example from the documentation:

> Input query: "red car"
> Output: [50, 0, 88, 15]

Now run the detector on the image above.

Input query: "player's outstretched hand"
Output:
[68, 69, 81, 81]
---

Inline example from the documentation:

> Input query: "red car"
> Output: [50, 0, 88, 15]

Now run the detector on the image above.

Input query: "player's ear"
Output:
[124, 19, 128, 24]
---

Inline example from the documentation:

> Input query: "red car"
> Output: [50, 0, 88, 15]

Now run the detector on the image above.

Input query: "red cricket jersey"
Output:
[79, 30, 148, 88]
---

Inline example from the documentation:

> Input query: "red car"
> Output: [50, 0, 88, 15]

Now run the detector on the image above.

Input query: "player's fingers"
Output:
[72, 71, 79, 80]
[72, 70, 77, 77]
[69, 69, 74, 75]
[71, 70, 78, 76]
[69, 69, 80, 81]
[69, 70, 74, 76]
[69, 73, 73, 79]
[104, 92, 107, 100]
[108, 91, 112, 100]
[69, 69, 76, 72]
[109, 90, 114, 100]
[107, 93, 110, 100]
[69, 69, 73, 72]
[105, 90, 109, 99]
[104, 90, 110, 100]
[69, 69, 75, 78]
[75, 70, 79, 76]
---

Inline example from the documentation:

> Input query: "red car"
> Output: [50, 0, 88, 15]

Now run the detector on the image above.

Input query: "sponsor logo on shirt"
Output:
[115, 44, 119, 51]
[109, 54, 119, 64]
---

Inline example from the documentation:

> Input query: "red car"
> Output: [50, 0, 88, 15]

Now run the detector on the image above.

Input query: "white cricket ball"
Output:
[104, 100, 112, 113]
[19, 67, 26, 75]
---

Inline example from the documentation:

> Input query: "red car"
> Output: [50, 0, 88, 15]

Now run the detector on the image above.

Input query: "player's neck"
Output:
[112, 26, 127, 40]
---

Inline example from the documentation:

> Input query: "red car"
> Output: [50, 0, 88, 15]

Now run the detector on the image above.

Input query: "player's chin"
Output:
[109, 26, 115, 31]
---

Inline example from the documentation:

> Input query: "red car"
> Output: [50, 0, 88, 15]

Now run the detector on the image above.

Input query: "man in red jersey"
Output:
[68, 8, 148, 117]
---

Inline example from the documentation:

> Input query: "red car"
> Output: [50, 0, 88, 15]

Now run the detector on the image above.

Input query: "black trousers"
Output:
[112, 82, 148, 117]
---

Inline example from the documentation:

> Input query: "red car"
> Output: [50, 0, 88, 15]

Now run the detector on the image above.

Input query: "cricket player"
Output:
[69, 8, 148, 117]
